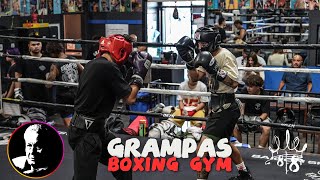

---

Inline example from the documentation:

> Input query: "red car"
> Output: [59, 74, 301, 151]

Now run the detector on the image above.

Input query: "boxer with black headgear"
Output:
[68, 34, 152, 180]
[177, 26, 254, 180]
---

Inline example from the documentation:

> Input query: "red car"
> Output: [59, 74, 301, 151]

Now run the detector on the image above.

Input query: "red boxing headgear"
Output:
[98, 34, 133, 65]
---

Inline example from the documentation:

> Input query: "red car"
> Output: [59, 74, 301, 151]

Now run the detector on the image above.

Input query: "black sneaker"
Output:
[229, 169, 254, 180]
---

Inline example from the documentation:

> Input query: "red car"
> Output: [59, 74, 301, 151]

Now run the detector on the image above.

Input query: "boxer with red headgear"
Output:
[68, 34, 152, 180]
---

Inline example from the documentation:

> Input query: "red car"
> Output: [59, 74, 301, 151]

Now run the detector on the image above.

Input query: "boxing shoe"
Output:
[229, 168, 254, 180]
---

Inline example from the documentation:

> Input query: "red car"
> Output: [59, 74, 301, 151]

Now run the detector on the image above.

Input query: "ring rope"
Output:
[1, 35, 320, 49]
[2, 53, 319, 73]
[251, 22, 309, 27]
[2, 98, 208, 122]
[253, 32, 308, 36]
[151, 64, 320, 74]
[2, 98, 320, 132]
[5, 77, 320, 103]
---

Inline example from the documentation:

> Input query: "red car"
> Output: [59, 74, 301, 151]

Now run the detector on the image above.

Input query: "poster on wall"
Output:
[239, 0, 254, 9]
[99, 0, 109, 12]
[105, 24, 128, 36]
[121, 0, 131, 12]
[89, 0, 99, 12]
[263, 0, 276, 9]
[62, 0, 82, 13]
[207, 0, 218, 10]
[132, 0, 142, 12]
[38, 0, 48, 15]
[0, 0, 12, 16]
[12, 0, 20, 15]
[291, 0, 319, 10]
[53, 0, 61, 14]
[255, 0, 263, 8]
[225, 0, 239, 9]
[110, 0, 122, 12]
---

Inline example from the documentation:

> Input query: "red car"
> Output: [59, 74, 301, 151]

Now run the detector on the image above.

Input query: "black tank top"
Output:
[237, 28, 247, 41]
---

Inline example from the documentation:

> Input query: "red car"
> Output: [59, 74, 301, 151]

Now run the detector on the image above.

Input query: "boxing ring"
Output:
[0, 36, 320, 180]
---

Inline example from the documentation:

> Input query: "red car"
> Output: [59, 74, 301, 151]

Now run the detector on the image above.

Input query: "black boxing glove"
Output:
[176, 36, 195, 70]
[194, 51, 227, 81]
[129, 51, 152, 88]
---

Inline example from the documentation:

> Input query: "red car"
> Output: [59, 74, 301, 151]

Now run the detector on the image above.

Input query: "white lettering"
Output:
[124, 138, 140, 157]
[141, 139, 160, 157]
[182, 138, 197, 158]
[107, 138, 124, 158]
[216, 138, 232, 158]
[160, 139, 181, 158]
[197, 139, 216, 157]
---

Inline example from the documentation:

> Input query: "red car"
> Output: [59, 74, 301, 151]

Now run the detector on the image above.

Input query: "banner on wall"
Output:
[105, 24, 128, 36]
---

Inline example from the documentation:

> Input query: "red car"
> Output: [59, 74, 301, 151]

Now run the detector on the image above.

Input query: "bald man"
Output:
[277, 55, 312, 95]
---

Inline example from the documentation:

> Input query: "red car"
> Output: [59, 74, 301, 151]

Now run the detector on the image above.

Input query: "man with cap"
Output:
[176, 26, 254, 180]
[68, 34, 152, 180]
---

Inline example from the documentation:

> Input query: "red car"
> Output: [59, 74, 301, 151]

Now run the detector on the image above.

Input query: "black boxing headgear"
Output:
[194, 25, 221, 53]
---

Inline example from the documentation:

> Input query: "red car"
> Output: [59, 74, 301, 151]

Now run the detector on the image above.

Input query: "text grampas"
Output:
[107, 138, 233, 172]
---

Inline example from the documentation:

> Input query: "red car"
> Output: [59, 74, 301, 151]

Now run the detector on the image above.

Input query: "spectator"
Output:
[233, 74, 271, 148]
[243, 52, 265, 82]
[217, 17, 227, 43]
[3, 48, 20, 99]
[14, 32, 51, 122]
[236, 50, 266, 91]
[281, 38, 293, 62]
[169, 69, 209, 128]
[46, 42, 84, 127]
[267, 49, 290, 66]
[234, 20, 247, 42]
[277, 54, 312, 96]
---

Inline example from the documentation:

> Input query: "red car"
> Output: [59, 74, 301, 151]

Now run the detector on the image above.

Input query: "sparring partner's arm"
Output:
[45, 64, 59, 88]
[194, 51, 239, 89]
[124, 51, 152, 105]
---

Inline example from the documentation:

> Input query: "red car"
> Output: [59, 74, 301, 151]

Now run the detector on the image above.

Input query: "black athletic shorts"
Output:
[203, 101, 240, 141]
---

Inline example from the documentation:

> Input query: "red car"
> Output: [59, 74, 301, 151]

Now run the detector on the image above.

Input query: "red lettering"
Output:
[203, 157, 215, 172]
[120, 158, 132, 171]
[216, 158, 232, 172]
[166, 157, 178, 172]
[145, 157, 151, 171]
[189, 157, 202, 171]
[152, 158, 166, 171]
[108, 157, 119, 172]
[133, 158, 144, 172]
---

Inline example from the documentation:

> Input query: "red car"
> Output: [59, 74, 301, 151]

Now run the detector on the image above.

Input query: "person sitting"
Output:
[233, 74, 271, 148]
[234, 20, 247, 42]
[169, 69, 209, 129]
[267, 49, 290, 66]
[277, 54, 312, 97]
[243, 52, 265, 82]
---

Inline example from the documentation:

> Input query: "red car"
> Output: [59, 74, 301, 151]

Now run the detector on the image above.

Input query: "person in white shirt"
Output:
[169, 69, 209, 128]
[267, 49, 290, 66]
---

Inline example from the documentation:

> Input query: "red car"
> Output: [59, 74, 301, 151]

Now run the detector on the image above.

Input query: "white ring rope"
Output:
[254, 32, 308, 36]
[251, 22, 309, 27]
[151, 64, 320, 73]
[246, 26, 273, 32]
[1, 53, 318, 73]
[11, 78, 320, 103]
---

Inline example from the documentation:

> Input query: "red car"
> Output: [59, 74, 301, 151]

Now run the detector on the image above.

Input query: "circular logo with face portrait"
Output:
[7, 122, 64, 178]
